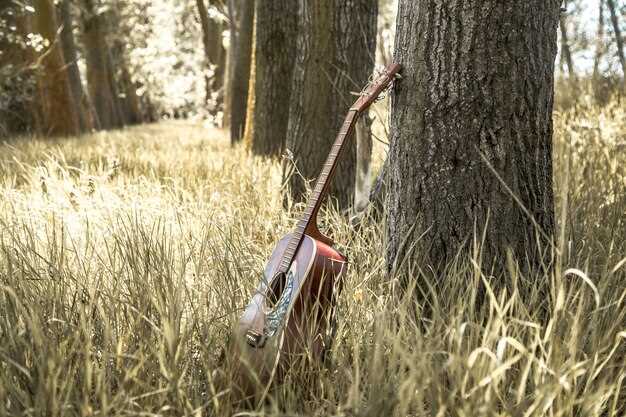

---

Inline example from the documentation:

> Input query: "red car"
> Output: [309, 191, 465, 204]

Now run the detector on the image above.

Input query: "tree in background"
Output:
[606, 0, 625, 80]
[228, 0, 254, 144]
[196, 0, 226, 115]
[81, 0, 122, 129]
[109, 0, 143, 125]
[58, 0, 96, 132]
[559, 10, 577, 82]
[285, 0, 377, 210]
[593, 0, 606, 83]
[243, 0, 297, 157]
[341, 2, 378, 210]
[387, 1, 559, 276]
[32, 0, 81, 137]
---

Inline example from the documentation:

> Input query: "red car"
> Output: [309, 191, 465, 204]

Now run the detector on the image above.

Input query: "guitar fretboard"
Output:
[278, 110, 358, 273]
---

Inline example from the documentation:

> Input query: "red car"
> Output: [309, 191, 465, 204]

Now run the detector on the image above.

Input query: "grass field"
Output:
[0, 100, 625, 416]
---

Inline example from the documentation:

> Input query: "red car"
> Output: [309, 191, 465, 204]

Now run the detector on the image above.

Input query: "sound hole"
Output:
[267, 272, 287, 307]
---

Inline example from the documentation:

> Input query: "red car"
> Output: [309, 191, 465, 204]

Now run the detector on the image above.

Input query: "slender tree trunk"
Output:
[369, 155, 388, 214]
[109, 1, 142, 125]
[119, 63, 143, 125]
[105, 46, 126, 127]
[33, 0, 80, 137]
[58, 0, 95, 132]
[196, 0, 226, 112]
[229, 0, 254, 143]
[222, 0, 237, 129]
[606, 0, 626, 79]
[285, 0, 377, 210]
[355, 117, 373, 211]
[81, 0, 121, 130]
[244, 0, 297, 156]
[559, 13, 576, 81]
[110, 35, 142, 125]
[387, 1, 559, 275]
[593, 0, 606, 81]
[243, 14, 256, 147]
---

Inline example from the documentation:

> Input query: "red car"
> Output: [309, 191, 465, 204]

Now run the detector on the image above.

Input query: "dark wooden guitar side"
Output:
[228, 63, 402, 402]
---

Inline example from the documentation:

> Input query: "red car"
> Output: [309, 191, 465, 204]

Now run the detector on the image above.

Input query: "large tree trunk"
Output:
[606, 0, 626, 80]
[244, 0, 297, 157]
[196, 0, 226, 113]
[387, 1, 559, 275]
[559, 13, 576, 81]
[58, 0, 96, 132]
[284, 0, 377, 210]
[229, 0, 254, 143]
[33, 0, 81, 137]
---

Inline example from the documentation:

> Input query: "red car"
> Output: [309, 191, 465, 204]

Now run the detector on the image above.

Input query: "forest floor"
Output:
[0, 101, 625, 416]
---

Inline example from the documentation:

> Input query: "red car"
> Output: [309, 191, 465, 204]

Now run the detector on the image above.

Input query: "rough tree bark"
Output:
[285, 0, 377, 210]
[244, 0, 297, 157]
[196, 0, 226, 112]
[81, 0, 120, 130]
[387, 1, 559, 275]
[32, 0, 81, 137]
[229, 0, 254, 143]
[58, 0, 96, 131]
[606, 0, 626, 79]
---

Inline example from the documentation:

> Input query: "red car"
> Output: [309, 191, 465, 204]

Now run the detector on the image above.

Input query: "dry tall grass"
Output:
[0, 100, 624, 416]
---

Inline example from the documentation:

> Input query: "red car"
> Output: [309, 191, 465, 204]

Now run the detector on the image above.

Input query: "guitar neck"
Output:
[277, 63, 401, 275]
[299, 110, 358, 227]
[278, 110, 358, 274]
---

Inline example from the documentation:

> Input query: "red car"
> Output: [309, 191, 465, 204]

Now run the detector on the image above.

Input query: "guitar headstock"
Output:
[350, 63, 402, 113]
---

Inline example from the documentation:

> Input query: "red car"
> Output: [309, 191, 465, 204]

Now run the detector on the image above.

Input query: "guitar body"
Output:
[230, 233, 346, 402]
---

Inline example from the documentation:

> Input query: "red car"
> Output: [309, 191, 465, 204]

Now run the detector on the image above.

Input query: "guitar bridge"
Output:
[245, 330, 266, 348]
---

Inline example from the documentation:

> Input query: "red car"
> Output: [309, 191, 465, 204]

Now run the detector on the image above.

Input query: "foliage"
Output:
[121, 0, 208, 118]
[0, 98, 624, 415]
[0, 5, 38, 137]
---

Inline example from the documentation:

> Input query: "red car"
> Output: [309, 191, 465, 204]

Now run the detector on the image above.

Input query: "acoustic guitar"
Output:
[228, 63, 402, 402]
